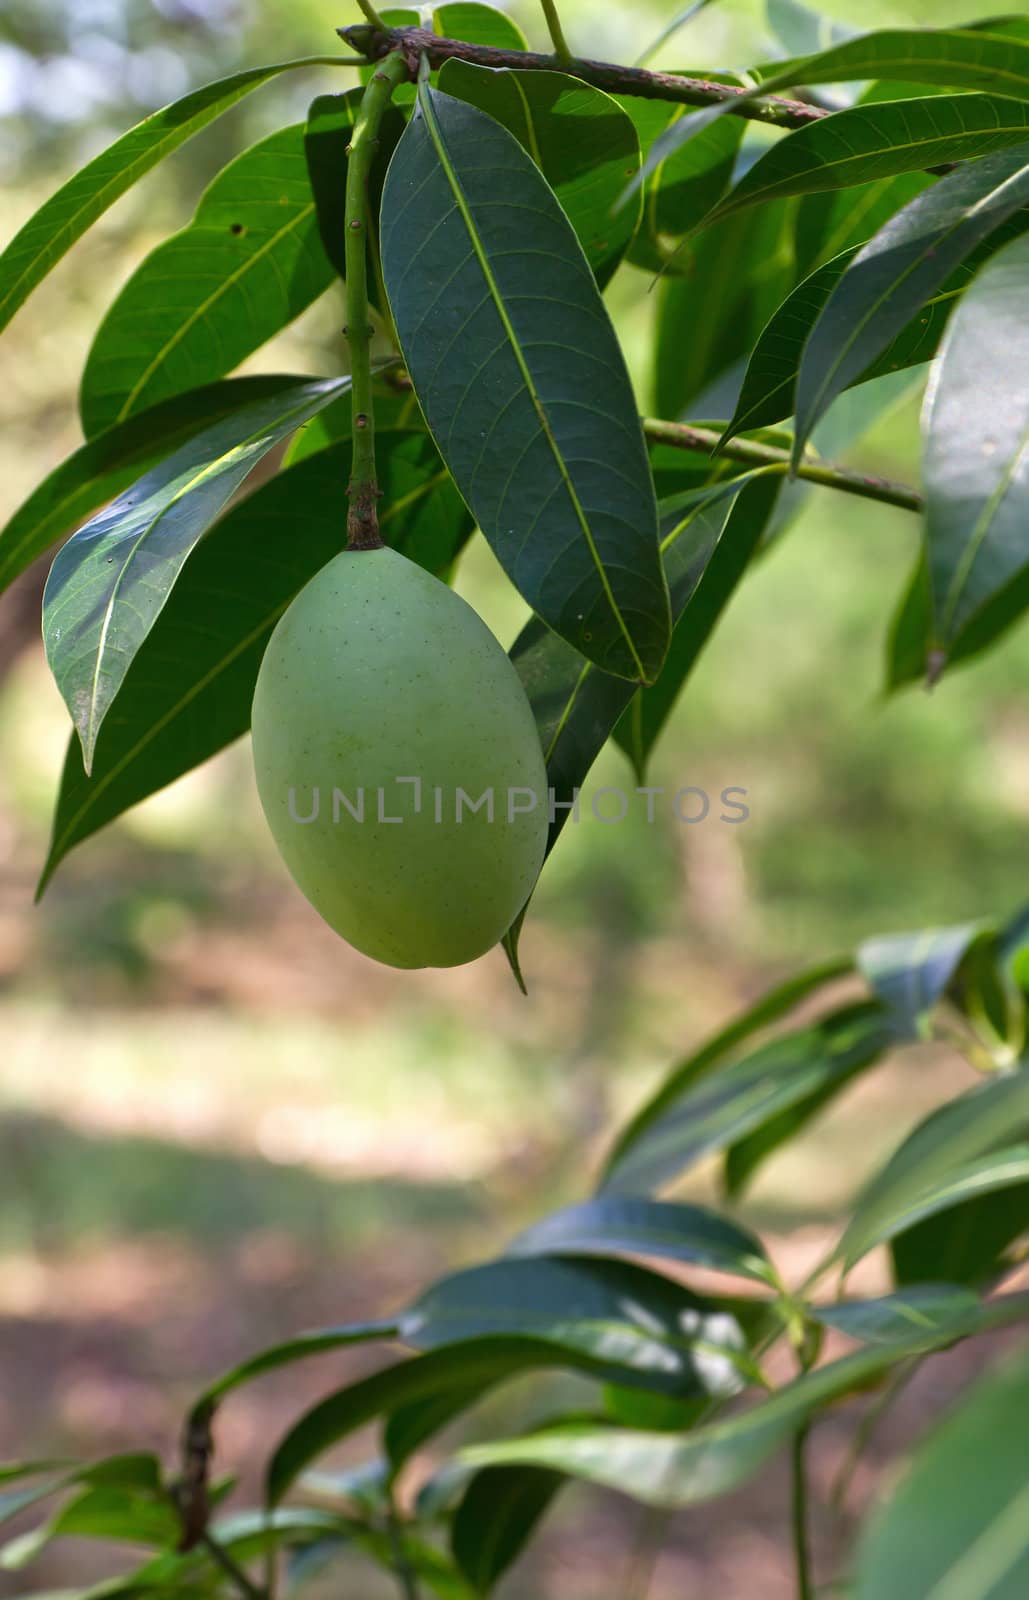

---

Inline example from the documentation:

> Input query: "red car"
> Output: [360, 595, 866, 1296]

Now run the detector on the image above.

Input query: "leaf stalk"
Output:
[642, 419, 925, 513]
[344, 49, 408, 550]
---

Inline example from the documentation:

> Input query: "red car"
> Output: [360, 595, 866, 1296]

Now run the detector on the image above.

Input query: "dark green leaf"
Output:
[711, 96, 1029, 222]
[432, 3, 528, 49]
[191, 1321, 393, 1426]
[653, 201, 797, 418]
[400, 1257, 748, 1394]
[603, 955, 853, 1181]
[79, 126, 337, 437]
[857, 921, 991, 1039]
[854, 1341, 1029, 1600]
[380, 85, 669, 683]
[814, 1284, 981, 1344]
[879, 1147, 1029, 1287]
[615, 475, 782, 778]
[603, 1002, 892, 1196]
[793, 146, 1029, 456]
[885, 546, 933, 691]
[451, 1466, 563, 1595]
[460, 1293, 1029, 1507]
[924, 231, 1029, 655]
[43, 378, 350, 773]
[840, 1066, 1029, 1270]
[40, 429, 469, 889]
[0, 57, 340, 334]
[0, 377, 303, 596]
[793, 172, 931, 277]
[436, 62, 642, 288]
[507, 1196, 774, 1284]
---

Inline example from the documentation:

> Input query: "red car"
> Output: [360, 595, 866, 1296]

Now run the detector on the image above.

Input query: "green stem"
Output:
[344, 49, 408, 550]
[386, 1503, 420, 1600]
[791, 1425, 815, 1600]
[642, 418, 924, 514]
[354, 0, 389, 28]
[198, 1532, 266, 1600]
[539, 0, 573, 59]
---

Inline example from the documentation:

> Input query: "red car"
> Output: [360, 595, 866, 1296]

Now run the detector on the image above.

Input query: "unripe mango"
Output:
[251, 547, 549, 968]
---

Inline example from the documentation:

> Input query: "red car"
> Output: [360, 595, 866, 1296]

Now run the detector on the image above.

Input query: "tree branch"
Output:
[642, 419, 924, 513]
[339, 24, 828, 129]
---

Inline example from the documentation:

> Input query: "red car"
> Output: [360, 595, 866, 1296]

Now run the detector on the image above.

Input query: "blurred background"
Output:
[1, 0, 1026, 1593]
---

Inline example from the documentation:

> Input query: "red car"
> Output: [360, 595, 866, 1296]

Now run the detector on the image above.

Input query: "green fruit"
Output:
[251, 547, 549, 969]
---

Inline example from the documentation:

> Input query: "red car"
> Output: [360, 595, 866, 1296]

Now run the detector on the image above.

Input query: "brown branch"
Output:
[339, 24, 828, 129]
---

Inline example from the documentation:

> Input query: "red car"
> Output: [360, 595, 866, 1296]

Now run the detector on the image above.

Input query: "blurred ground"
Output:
[1, 0, 1026, 1595]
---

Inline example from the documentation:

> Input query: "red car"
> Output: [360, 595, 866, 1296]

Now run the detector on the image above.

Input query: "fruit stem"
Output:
[345, 49, 408, 551]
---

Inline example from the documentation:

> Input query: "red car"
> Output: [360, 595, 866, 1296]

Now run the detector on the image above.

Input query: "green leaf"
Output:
[839, 1143, 1029, 1261]
[0, 377, 302, 597]
[619, 100, 743, 253]
[433, 2, 528, 49]
[813, 1284, 981, 1344]
[603, 1002, 893, 1196]
[40, 428, 470, 889]
[653, 201, 797, 418]
[380, 85, 669, 683]
[460, 1293, 1029, 1508]
[603, 955, 853, 1181]
[43, 378, 350, 774]
[507, 1196, 775, 1284]
[711, 96, 1029, 222]
[793, 171, 931, 276]
[3, 1476, 176, 1572]
[924, 230, 1029, 655]
[857, 921, 991, 1039]
[767, 0, 856, 57]
[615, 475, 782, 778]
[436, 62, 642, 289]
[758, 27, 1029, 104]
[400, 1257, 747, 1394]
[0, 57, 344, 336]
[854, 1340, 1029, 1600]
[793, 146, 1029, 457]
[267, 1313, 744, 1507]
[79, 126, 337, 437]
[840, 1066, 1029, 1270]
[451, 1466, 563, 1595]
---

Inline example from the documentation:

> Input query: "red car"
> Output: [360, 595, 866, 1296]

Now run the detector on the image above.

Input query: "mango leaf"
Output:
[892, 1180, 1029, 1291]
[507, 1196, 775, 1285]
[653, 200, 797, 419]
[793, 171, 931, 276]
[451, 1465, 563, 1595]
[42, 378, 350, 774]
[399, 1257, 747, 1394]
[792, 145, 1029, 457]
[436, 62, 641, 288]
[603, 955, 853, 1180]
[854, 1341, 1029, 1600]
[380, 85, 669, 683]
[924, 231, 1029, 656]
[839, 1066, 1029, 1271]
[709, 96, 1029, 223]
[0, 56, 342, 334]
[757, 27, 1029, 103]
[615, 475, 782, 778]
[459, 1293, 1029, 1508]
[767, 0, 856, 57]
[79, 125, 337, 437]
[0, 376, 301, 597]
[433, 2, 527, 48]
[857, 921, 991, 1039]
[267, 1311, 745, 1507]
[39, 428, 470, 890]
[604, 1001, 892, 1197]
[839, 1144, 1029, 1261]
[619, 100, 743, 253]
[813, 1284, 980, 1345]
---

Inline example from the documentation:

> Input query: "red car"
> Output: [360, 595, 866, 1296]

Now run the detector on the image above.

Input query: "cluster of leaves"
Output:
[3, 908, 1029, 1596]
[2, 0, 1029, 1593]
